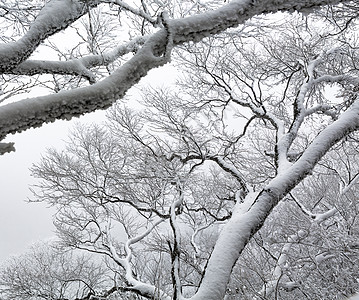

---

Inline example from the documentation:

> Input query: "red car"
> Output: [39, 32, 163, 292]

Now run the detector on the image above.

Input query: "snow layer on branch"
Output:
[314, 208, 336, 223]
[340, 173, 359, 195]
[9, 36, 147, 81]
[170, 0, 346, 45]
[190, 192, 260, 299]
[0, 35, 169, 140]
[0, 142, 15, 154]
[0, 0, 89, 72]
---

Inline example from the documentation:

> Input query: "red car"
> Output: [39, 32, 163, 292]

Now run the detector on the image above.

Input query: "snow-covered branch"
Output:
[0, 0, 95, 72]
[108, 219, 171, 300]
[169, 181, 185, 299]
[260, 230, 306, 298]
[208, 156, 248, 194]
[290, 192, 337, 223]
[189, 99, 359, 300]
[340, 172, 359, 195]
[0, 142, 15, 155]
[191, 222, 214, 256]
[7, 36, 147, 82]
[261, 194, 338, 297]
[0, 0, 349, 147]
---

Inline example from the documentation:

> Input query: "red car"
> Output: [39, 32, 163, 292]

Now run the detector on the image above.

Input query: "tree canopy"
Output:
[1, 0, 359, 299]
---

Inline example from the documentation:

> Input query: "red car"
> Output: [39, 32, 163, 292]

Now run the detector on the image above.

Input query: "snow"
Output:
[0, 142, 15, 154]
[315, 252, 335, 264]
[96, 218, 171, 299]
[341, 173, 359, 195]
[314, 208, 336, 223]
[0, 40, 168, 140]
[1, 0, 358, 298]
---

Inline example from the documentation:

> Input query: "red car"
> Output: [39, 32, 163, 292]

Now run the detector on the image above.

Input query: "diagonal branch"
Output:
[0, 0, 98, 72]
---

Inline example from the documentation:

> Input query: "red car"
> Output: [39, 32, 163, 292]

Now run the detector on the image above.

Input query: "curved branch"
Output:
[109, 219, 171, 300]
[0, 0, 97, 72]
[103, 0, 157, 25]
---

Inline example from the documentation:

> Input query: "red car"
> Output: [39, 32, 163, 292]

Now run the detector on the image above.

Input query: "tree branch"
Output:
[190, 99, 359, 300]
[0, 0, 349, 146]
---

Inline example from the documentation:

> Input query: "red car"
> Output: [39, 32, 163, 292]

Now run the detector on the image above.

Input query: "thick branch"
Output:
[0, 0, 348, 144]
[0, 0, 97, 72]
[189, 99, 359, 300]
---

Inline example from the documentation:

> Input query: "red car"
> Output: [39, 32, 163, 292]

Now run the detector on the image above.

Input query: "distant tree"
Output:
[0, 241, 119, 300]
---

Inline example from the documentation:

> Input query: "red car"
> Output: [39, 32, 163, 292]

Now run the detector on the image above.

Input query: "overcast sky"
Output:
[0, 120, 67, 263]
[0, 110, 108, 263]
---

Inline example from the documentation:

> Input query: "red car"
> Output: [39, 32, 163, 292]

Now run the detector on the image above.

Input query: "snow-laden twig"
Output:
[105, 218, 170, 299]
[208, 156, 248, 194]
[191, 222, 214, 256]
[231, 93, 291, 173]
[260, 194, 337, 297]
[290, 193, 337, 223]
[260, 230, 306, 298]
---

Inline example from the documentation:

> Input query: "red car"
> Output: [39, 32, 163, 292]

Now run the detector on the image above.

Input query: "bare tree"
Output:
[28, 5, 359, 298]
[0, 241, 120, 300]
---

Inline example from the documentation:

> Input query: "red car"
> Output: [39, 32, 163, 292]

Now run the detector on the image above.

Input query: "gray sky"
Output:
[0, 122, 63, 262]
[0, 110, 106, 263]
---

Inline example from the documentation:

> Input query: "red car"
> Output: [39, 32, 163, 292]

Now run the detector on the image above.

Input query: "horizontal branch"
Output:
[6, 36, 148, 81]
